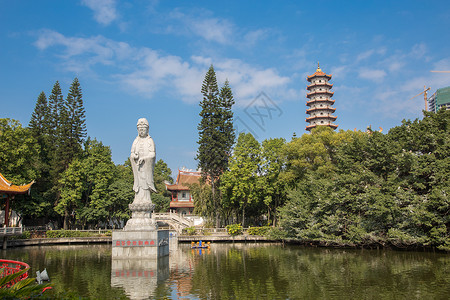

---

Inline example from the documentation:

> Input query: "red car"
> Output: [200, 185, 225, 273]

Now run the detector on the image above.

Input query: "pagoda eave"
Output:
[306, 107, 336, 114]
[306, 99, 335, 105]
[307, 74, 332, 82]
[307, 91, 334, 98]
[305, 115, 337, 122]
[306, 83, 333, 90]
[305, 123, 338, 131]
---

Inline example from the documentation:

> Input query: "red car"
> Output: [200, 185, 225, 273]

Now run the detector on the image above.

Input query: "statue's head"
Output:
[137, 118, 149, 137]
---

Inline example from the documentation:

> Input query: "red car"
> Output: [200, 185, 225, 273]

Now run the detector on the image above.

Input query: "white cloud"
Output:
[168, 11, 234, 44]
[358, 68, 387, 82]
[165, 9, 271, 48]
[81, 0, 118, 25]
[34, 30, 292, 106]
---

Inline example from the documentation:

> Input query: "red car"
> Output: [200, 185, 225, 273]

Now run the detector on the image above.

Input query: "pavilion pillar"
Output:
[4, 195, 10, 227]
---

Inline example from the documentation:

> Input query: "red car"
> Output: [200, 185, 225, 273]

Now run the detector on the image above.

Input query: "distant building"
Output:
[306, 63, 338, 131]
[165, 169, 201, 215]
[428, 86, 450, 112]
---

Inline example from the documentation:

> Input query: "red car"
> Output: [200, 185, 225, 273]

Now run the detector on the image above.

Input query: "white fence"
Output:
[0, 227, 23, 236]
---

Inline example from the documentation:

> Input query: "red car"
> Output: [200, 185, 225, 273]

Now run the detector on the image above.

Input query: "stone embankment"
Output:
[4, 234, 273, 248]
[6, 237, 111, 248]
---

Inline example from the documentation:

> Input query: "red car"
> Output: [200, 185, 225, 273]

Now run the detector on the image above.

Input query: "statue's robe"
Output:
[130, 135, 156, 203]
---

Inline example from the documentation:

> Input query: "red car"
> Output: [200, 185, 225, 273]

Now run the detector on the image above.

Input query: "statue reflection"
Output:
[111, 257, 169, 300]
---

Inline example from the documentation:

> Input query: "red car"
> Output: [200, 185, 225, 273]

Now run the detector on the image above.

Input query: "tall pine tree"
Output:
[197, 65, 235, 227]
[47, 81, 64, 139]
[59, 77, 87, 166]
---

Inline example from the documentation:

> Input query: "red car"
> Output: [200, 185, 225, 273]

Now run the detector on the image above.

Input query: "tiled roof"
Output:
[307, 64, 332, 82]
[305, 115, 337, 122]
[306, 99, 335, 105]
[307, 90, 334, 98]
[166, 170, 202, 191]
[306, 82, 333, 90]
[170, 202, 195, 208]
[0, 173, 34, 194]
[306, 123, 338, 131]
[306, 107, 336, 114]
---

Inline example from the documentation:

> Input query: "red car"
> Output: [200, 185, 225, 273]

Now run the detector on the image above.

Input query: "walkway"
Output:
[152, 212, 194, 233]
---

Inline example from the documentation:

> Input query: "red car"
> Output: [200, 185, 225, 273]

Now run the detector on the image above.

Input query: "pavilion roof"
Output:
[0, 173, 34, 195]
[307, 64, 332, 82]
[166, 170, 202, 191]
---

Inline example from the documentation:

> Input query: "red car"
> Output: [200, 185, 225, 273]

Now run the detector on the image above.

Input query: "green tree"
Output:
[221, 132, 261, 227]
[197, 65, 235, 227]
[56, 158, 85, 229]
[78, 138, 116, 228]
[108, 160, 134, 227]
[47, 81, 64, 138]
[278, 111, 449, 250]
[152, 159, 173, 212]
[260, 138, 287, 226]
[0, 119, 43, 222]
[58, 78, 87, 167]
[0, 119, 39, 184]
[28, 91, 55, 221]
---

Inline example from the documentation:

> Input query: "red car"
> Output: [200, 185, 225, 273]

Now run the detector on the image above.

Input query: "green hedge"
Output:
[182, 227, 196, 235]
[45, 230, 111, 238]
[226, 224, 243, 236]
[247, 226, 271, 236]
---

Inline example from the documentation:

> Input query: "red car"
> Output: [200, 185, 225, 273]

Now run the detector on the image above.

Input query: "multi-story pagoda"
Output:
[306, 63, 337, 131]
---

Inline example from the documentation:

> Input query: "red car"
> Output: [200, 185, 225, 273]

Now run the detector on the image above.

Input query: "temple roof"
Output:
[0, 173, 34, 195]
[166, 170, 202, 191]
[307, 63, 332, 82]
[170, 202, 195, 208]
[306, 123, 338, 131]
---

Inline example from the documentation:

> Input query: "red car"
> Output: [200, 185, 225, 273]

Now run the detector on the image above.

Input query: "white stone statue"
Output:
[130, 118, 157, 203]
[124, 118, 157, 231]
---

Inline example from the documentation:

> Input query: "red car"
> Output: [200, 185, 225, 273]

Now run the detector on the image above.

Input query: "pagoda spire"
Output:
[305, 64, 338, 131]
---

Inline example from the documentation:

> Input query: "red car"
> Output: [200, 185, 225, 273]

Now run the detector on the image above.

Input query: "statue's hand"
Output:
[138, 158, 144, 165]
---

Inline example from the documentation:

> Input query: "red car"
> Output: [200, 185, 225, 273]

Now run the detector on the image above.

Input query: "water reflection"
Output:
[1, 243, 449, 299]
[111, 257, 169, 300]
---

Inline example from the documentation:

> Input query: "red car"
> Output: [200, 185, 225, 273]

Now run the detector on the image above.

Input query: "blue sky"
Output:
[2, 0, 450, 176]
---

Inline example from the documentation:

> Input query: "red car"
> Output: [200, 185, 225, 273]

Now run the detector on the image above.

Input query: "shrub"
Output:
[226, 224, 243, 237]
[247, 226, 271, 236]
[8, 231, 31, 240]
[182, 227, 196, 236]
[46, 230, 94, 238]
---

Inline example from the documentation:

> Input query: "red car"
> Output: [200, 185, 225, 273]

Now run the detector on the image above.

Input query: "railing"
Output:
[0, 259, 29, 287]
[0, 227, 23, 236]
[153, 212, 194, 228]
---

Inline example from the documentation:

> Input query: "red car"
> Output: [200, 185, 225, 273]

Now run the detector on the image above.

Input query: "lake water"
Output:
[1, 243, 449, 299]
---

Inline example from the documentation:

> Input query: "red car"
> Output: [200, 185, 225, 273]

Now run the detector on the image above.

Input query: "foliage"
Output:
[260, 138, 288, 226]
[153, 159, 173, 212]
[191, 182, 214, 219]
[0, 267, 52, 299]
[226, 223, 243, 236]
[45, 230, 109, 238]
[247, 226, 271, 236]
[9, 231, 31, 240]
[221, 132, 261, 227]
[278, 110, 450, 249]
[107, 161, 134, 225]
[196, 65, 235, 227]
[183, 226, 197, 235]
[0, 119, 40, 184]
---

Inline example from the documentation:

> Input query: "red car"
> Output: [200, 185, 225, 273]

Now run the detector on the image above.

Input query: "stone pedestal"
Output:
[124, 203, 157, 231]
[112, 229, 169, 258]
[112, 202, 169, 258]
